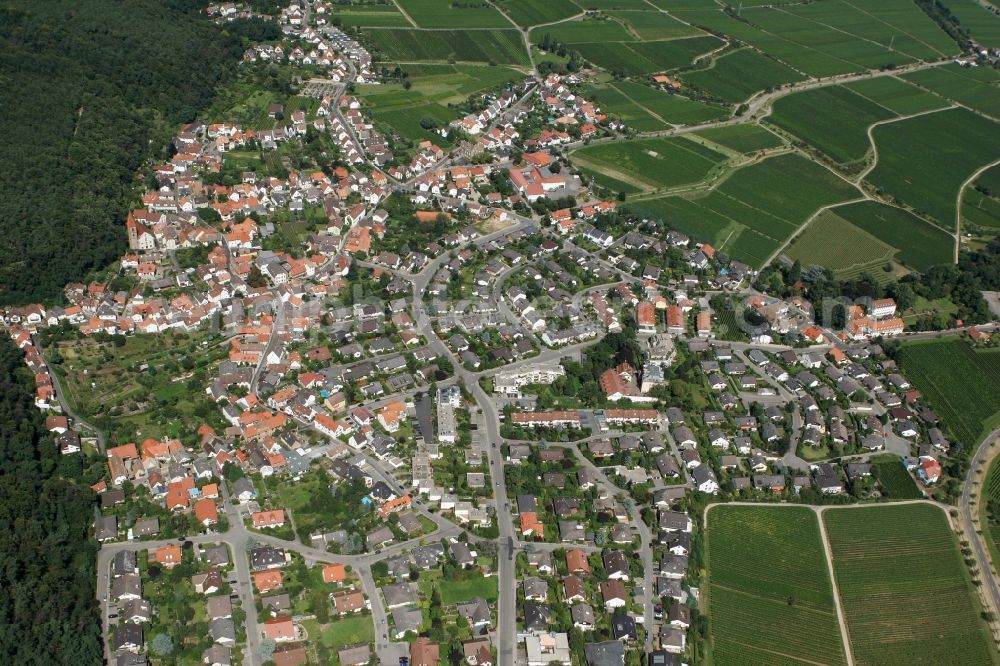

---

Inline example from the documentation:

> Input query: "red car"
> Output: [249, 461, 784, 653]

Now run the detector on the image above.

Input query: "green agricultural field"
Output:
[613, 80, 729, 125]
[684, 48, 805, 103]
[533, 17, 635, 44]
[626, 35, 723, 71]
[844, 76, 950, 115]
[396, 0, 510, 28]
[608, 10, 704, 40]
[866, 107, 1000, 228]
[571, 136, 728, 192]
[581, 84, 667, 132]
[364, 28, 530, 66]
[676, 0, 954, 77]
[568, 35, 722, 76]
[899, 338, 1000, 447]
[580, 0, 653, 8]
[354, 63, 521, 144]
[784, 209, 895, 274]
[975, 163, 1000, 195]
[825, 504, 996, 666]
[357, 64, 521, 107]
[946, 0, 1000, 44]
[904, 64, 1000, 121]
[496, 0, 579, 27]
[983, 454, 1000, 570]
[769, 85, 896, 165]
[872, 456, 922, 499]
[328, 4, 411, 27]
[694, 124, 785, 154]
[578, 167, 643, 195]
[638, 153, 859, 266]
[706, 505, 848, 666]
[963, 162, 1000, 229]
[831, 200, 953, 271]
[963, 189, 1000, 230]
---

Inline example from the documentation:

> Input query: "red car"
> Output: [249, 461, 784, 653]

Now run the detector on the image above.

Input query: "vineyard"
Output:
[363, 28, 530, 66]
[785, 210, 894, 275]
[706, 506, 847, 666]
[898, 339, 1000, 447]
[824, 504, 997, 666]
[872, 457, 922, 500]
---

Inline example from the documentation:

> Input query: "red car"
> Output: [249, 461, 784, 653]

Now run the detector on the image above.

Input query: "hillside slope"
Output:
[0, 0, 244, 305]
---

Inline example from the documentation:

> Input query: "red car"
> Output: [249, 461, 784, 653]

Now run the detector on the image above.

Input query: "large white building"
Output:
[437, 403, 456, 444]
[493, 364, 565, 395]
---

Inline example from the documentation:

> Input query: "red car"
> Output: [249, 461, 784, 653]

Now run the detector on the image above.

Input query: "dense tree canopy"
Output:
[0, 337, 102, 664]
[0, 0, 245, 305]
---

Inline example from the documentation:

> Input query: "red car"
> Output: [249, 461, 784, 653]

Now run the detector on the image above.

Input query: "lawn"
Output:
[769, 84, 896, 165]
[824, 504, 996, 666]
[439, 575, 498, 605]
[898, 338, 1000, 447]
[830, 200, 953, 272]
[363, 28, 530, 66]
[571, 136, 729, 191]
[683, 47, 806, 103]
[866, 107, 1000, 228]
[706, 505, 847, 666]
[784, 209, 895, 274]
[397, 0, 511, 28]
[316, 614, 375, 649]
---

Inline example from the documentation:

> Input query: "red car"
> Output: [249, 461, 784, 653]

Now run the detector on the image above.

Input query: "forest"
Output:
[0, 0, 248, 305]
[0, 336, 103, 665]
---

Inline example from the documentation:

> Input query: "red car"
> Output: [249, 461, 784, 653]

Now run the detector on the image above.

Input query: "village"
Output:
[3, 3, 999, 666]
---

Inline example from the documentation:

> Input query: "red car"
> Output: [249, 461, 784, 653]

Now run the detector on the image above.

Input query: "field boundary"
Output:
[817, 509, 855, 666]
[855, 105, 955, 184]
[957, 157, 1000, 261]
[762, 196, 869, 268]
[389, 0, 418, 27]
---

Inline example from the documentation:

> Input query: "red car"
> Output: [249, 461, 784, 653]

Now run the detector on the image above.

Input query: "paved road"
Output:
[961, 428, 1000, 630]
[564, 58, 953, 161]
[569, 449, 656, 651]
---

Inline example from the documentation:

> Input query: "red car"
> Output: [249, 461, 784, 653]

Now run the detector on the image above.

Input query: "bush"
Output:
[150, 634, 173, 656]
